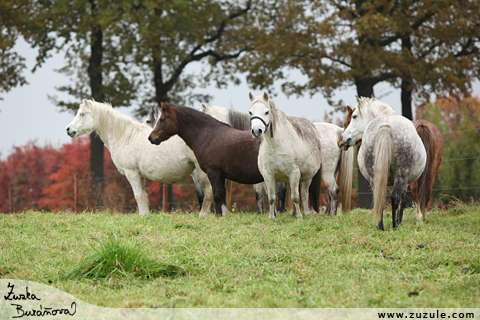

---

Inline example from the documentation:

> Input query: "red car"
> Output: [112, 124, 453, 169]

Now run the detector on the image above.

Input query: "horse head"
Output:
[143, 105, 160, 128]
[337, 105, 362, 150]
[148, 102, 177, 145]
[248, 92, 274, 139]
[340, 96, 371, 147]
[66, 99, 96, 138]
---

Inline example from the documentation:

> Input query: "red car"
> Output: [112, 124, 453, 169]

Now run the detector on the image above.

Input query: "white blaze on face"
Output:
[249, 102, 270, 139]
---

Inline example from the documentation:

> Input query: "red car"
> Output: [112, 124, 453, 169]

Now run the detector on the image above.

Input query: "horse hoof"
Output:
[296, 215, 303, 221]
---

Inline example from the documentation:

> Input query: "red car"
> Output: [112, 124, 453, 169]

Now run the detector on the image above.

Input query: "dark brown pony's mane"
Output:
[166, 102, 233, 129]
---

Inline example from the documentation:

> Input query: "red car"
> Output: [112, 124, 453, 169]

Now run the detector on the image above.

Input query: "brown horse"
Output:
[148, 102, 321, 217]
[337, 106, 444, 221]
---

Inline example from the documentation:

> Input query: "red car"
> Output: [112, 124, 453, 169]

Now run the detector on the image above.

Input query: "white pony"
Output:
[65, 99, 213, 216]
[341, 96, 426, 230]
[312, 122, 354, 214]
[249, 92, 322, 221]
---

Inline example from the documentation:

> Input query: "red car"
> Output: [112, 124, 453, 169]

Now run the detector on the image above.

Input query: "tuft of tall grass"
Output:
[62, 234, 186, 280]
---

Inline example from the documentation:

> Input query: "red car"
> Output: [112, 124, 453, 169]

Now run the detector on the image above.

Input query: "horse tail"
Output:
[373, 125, 393, 223]
[191, 169, 205, 209]
[415, 124, 433, 213]
[339, 146, 354, 213]
[309, 168, 322, 213]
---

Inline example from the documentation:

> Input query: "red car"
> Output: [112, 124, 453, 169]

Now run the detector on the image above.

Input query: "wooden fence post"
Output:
[162, 183, 168, 212]
[74, 174, 78, 213]
[8, 187, 13, 213]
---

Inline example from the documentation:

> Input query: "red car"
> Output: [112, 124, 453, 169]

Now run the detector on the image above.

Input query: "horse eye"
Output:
[146, 120, 151, 123]
[249, 111, 252, 116]
[265, 110, 269, 115]
[352, 115, 357, 119]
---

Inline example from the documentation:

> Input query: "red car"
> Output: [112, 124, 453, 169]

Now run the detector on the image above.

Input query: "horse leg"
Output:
[391, 177, 408, 229]
[207, 170, 227, 217]
[289, 172, 303, 221]
[264, 175, 277, 220]
[300, 179, 312, 217]
[323, 170, 339, 216]
[197, 169, 213, 217]
[125, 171, 149, 215]
[276, 183, 287, 213]
[254, 183, 264, 214]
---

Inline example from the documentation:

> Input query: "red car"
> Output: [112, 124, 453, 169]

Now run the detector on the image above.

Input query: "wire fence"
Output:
[1, 127, 479, 213]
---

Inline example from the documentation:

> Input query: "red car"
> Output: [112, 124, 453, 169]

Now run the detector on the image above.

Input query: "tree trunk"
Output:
[355, 78, 375, 209]
[401, 78, 413, 120]
[87, 1, 104, 208]
[401, 35, 414, 120]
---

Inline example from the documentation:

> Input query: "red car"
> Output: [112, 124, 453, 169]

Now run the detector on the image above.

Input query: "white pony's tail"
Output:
[373, 125, 393, 223]
[339, 146, 354, 213]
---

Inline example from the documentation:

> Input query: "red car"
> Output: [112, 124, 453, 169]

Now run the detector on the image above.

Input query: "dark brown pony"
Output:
[337, 106, 444, 221]
[148, 102, 321, 217]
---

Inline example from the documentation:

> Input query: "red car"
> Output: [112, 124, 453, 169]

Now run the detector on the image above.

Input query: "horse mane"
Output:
[87, 100, 151, 145]
[169, 102, 233, 130]
[268, 99, 310, 139]
[357, 97, 396, 117]
[228, 108, 251, 131]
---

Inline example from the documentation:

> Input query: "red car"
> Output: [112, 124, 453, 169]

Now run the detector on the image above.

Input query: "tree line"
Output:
[1, 0, 479, 208]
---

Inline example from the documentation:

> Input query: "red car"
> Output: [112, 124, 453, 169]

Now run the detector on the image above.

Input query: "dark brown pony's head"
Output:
[337, 105, 362, 150]
[148, 102, 178, 145]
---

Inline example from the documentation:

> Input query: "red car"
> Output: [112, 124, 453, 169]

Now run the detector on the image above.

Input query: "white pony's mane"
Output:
[84, 99, 151, 145]
[357, 97, 396, 117]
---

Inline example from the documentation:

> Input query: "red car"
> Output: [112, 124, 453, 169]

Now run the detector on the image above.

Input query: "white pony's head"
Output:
[66, 99, 96, 138]
[340, 96, 371, 146]
[248, 92, 273, 139]
[200, 103, 229, 124]
[143, 105, 160, 128]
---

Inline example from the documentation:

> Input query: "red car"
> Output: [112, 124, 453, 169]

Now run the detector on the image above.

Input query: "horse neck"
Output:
[174, 106, 218, 153]
[262, 103, 293, 146]
[92, 103, 144, 148]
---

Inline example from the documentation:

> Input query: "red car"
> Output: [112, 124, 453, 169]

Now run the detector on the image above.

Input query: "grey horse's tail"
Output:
[373, 125, 393, 223]
[339, 146, 354, 213]
[191, 169, 205, 209]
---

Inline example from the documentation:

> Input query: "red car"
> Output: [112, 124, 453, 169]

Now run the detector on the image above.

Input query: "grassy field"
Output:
[1, 204, 479, 308]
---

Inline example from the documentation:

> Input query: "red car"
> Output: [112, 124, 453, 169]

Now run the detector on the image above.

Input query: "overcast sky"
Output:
[1, 40, 479, 159]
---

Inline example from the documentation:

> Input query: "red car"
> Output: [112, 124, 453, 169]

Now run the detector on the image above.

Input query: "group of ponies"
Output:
[65, 93, 442, 231]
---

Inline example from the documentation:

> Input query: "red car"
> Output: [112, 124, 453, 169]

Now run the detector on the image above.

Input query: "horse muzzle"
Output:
[148, 135, 161, 145]
[66, 127, 76, 138]
[251, 128, 264, 140]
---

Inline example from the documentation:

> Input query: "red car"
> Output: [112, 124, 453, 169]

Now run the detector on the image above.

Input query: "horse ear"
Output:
[263, 92, 269, 101]
[160, 102, 170, 113]
[200, 103, 207, 112]
[249, 92, 254, 102]
[347, 105, 353, 113]
[355, 95, 361, 104]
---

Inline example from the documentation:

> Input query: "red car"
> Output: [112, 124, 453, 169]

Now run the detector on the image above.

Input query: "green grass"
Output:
[1, 205, 479, 308]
